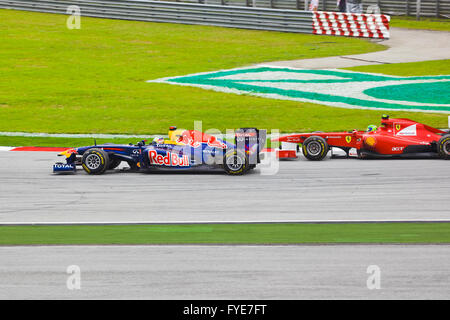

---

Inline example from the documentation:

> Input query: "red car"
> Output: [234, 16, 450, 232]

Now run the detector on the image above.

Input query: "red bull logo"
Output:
[179, 130, 227, 149]
[148, 150, 189, 167]
[206, 136, 227, 149]
[180, 135, 202, 148]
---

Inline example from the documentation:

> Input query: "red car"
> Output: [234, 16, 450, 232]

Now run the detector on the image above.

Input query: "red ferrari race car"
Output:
[275, 115, 450, 161]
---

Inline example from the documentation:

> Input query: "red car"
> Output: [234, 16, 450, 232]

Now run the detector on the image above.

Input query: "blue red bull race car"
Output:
[53, 127, 266, 175]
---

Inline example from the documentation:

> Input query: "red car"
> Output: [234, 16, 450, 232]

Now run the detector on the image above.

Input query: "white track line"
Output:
[1, 219, 450, 226]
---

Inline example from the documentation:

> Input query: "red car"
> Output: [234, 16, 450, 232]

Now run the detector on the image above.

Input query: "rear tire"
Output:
[81, 148, 109, 175]
[302, 136, 329, 161]
[223, 150, 248, 175]
[438, 135, 450, 160]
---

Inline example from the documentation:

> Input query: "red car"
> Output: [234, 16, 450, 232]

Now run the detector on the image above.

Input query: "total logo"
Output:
[54, 164, 74, 169]
[148, 150, 189, 167]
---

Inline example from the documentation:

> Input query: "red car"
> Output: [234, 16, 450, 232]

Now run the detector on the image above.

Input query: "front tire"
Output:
[81, 148, 109, 175]
[223, 150, 249, 175]
[438, 135, 450, 159]
[302, 136, 329, 161]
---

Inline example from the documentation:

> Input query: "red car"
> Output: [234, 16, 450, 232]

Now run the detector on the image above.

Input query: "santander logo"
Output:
[148, 150, 189, 167]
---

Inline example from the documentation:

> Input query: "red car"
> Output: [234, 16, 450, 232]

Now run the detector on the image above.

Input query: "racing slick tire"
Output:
[438, 135, 450, 160]
[81, 148, 110, 175]
[302, 136, 329, 161]
[223, 149, 249, 175]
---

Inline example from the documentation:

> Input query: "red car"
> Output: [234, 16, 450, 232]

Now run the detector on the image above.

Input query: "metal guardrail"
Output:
[0, 0, 314, 33]
[2, 0, 446, 18]
[133, 0, 450, 18]
[173, 0, 450, 18]
[163, 0, 450, 18]
[317, 0, 449, 18]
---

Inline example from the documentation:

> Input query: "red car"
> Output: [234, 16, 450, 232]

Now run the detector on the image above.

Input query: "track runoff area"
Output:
[0, 11, 449, 301]
[1, 147, 450, 300]
[2, 112, 450, 300]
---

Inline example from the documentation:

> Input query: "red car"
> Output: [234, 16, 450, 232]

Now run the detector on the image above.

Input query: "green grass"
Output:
[0, 223, 449, 245]
[391, 16, 450, 32]
[346, 59, 450, 76]
[0, 9, 449, 149]
[0, 9, 385, 134]
[0, 136, 144, 148]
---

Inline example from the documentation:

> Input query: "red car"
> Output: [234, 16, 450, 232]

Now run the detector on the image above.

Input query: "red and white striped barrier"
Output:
[312, 11, 390, 39]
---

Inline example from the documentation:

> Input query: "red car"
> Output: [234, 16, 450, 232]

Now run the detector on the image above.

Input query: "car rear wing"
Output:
[235, 128, 267, 164]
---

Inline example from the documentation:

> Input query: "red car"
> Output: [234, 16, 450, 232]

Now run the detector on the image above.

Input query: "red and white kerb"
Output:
[312, 11, 390, 39]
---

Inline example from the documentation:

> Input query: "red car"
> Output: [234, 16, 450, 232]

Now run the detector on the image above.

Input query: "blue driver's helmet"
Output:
[367, 125, 378, 133]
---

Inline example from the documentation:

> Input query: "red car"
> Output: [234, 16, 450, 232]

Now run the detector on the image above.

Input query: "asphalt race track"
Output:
[1, 151, 450, 223]
[1, 245, 449, 299]
[266, 28, 450, 69]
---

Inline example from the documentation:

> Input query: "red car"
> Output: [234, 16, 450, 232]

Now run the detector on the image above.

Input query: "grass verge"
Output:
[0, 136, 143, 148]
[0, 223, 449, 245]
[0, 10, 448, 145]
[0, 9, 385, 134]
[390, 16, 450, 32]
[346, 59, 450, 76]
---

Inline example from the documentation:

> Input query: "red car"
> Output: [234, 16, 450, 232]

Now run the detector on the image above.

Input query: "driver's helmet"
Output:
[169, 127, 185, 142]
[152, 136, 164, 145]
[367, 125, 377, 133]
